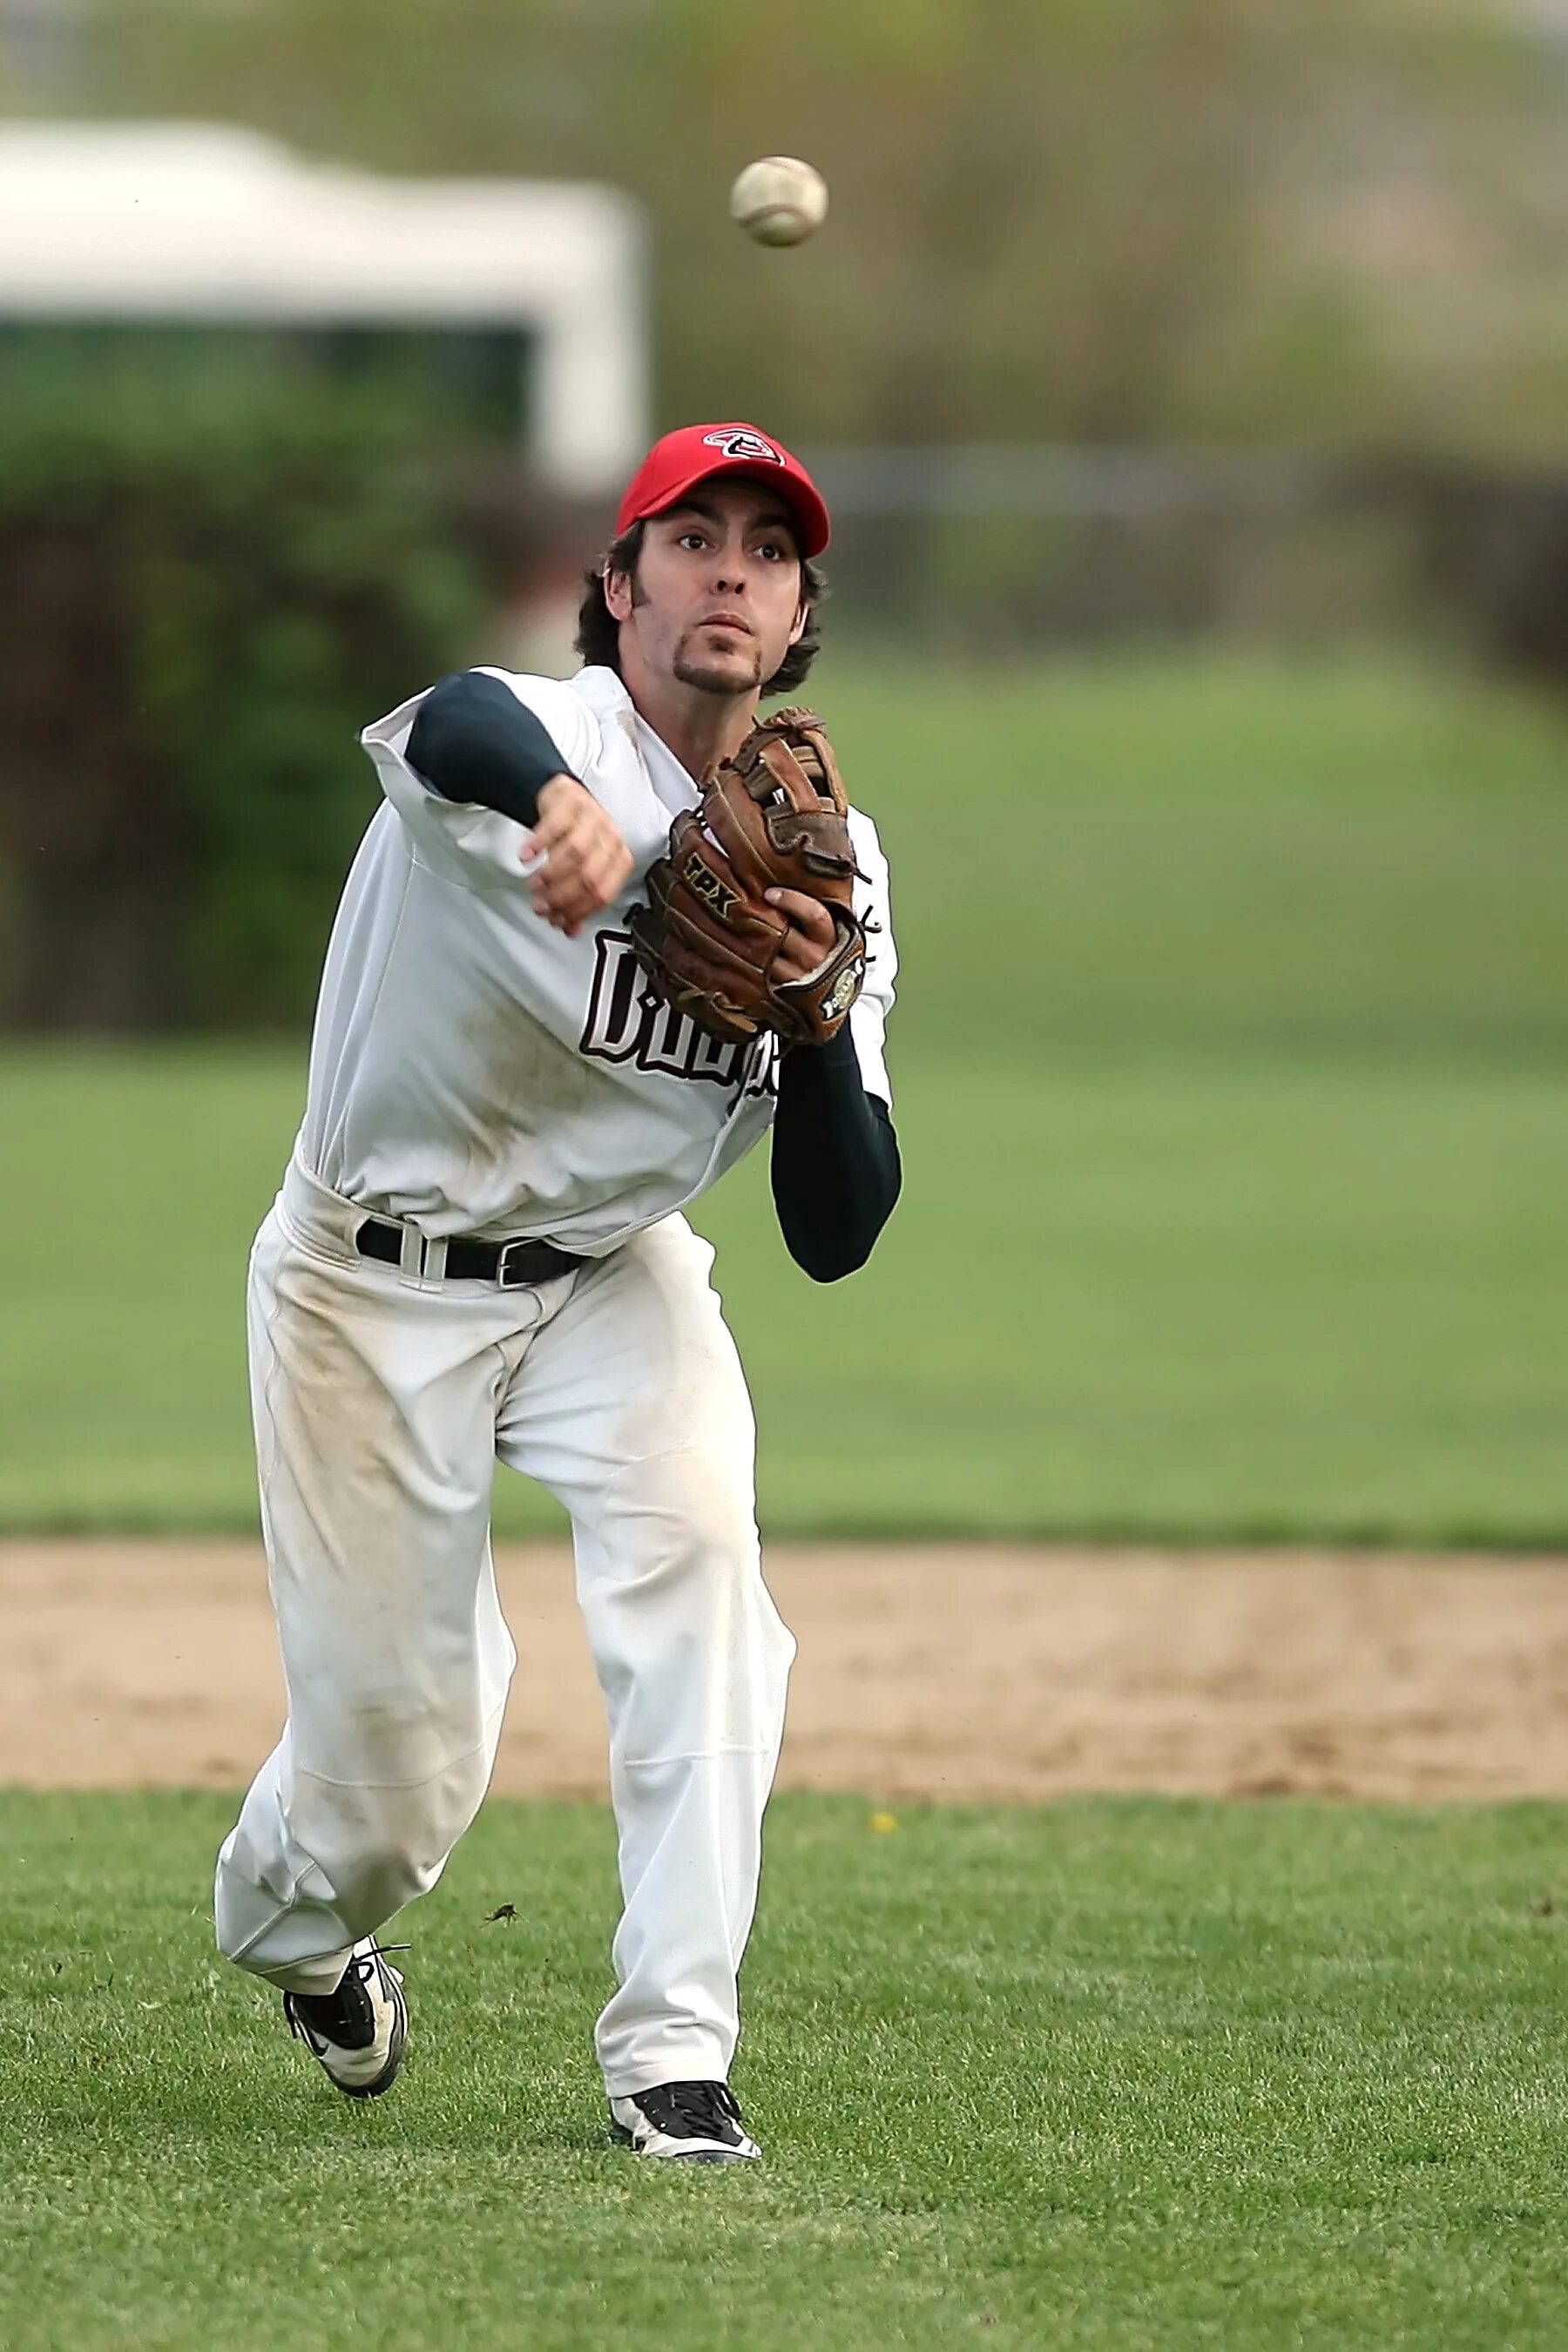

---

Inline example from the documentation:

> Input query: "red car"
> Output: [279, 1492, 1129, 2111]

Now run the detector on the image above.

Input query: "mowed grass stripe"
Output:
[3, 1051, 1565, 1543]
[828, 652, 1568, 1064]
[3, 1792, 1568, 2349]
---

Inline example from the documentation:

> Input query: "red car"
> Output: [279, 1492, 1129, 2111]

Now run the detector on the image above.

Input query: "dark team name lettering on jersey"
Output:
[579, 932, 777, 1098]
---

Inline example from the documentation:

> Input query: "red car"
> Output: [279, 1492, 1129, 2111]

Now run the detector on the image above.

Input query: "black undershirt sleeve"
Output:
[407, 670, 575, 827]
[770, 1029, 902, 1282]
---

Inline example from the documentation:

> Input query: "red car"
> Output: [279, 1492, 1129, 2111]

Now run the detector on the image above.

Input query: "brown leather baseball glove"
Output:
[626, 706, 870, 1048]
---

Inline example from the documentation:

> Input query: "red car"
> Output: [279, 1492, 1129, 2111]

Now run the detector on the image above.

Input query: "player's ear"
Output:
[604, 563, 635, 625]
[787, 591, 808, 647]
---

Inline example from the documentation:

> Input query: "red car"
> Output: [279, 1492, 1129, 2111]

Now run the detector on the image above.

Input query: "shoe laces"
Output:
[636, 2079, 744, 2141]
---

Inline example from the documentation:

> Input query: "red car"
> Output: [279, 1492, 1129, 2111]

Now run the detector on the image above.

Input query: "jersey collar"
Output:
[571, 664, 700, 820]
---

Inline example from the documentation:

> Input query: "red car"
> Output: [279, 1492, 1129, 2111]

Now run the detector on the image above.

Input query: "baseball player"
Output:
[213, 422, 900, 2163]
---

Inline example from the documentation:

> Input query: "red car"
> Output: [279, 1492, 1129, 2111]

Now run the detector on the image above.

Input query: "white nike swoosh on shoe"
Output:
[286, 1943, 408, 2097]
[296, 1996, 402, 2089]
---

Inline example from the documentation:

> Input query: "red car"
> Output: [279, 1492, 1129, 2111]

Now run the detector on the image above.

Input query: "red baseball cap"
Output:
[615, 422, 830, 558]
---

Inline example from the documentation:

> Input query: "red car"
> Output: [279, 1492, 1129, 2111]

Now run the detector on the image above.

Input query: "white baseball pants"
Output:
[214, 1157, 795, 2098]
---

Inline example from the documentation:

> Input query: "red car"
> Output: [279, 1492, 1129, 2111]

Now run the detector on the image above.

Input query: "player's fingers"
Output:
[773, 939, 816, 983]
[532, 869, 601, 926]
[531, 887, 587, 930]
[562, 842, 617, 897]
[765, 888, 837, 951]
[521, 826, 571, 875]
[528, 879, 578, 926]
[533, 889, 585, 936]
[528, 840, 593, 899]
[525, 827, 632, 925]
[553, 841, 626, 905]
[768, 921, 814, 977]
[765, 886, 835, 935]
[524, 818, 592, 878]
[532, 824, 625, 896]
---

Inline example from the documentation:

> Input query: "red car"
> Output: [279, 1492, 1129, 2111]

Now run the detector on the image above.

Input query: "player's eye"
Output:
[755, 539, 788, 562]
[675, 531, 708, 552]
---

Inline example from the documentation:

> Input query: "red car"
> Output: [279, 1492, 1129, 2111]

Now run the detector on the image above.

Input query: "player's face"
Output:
[615, 483, 808, 698]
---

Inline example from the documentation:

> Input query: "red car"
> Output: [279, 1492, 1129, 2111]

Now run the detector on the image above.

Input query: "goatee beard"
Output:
[673, 644, 763, 698]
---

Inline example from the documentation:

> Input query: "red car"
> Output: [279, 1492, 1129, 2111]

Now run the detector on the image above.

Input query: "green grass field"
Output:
[6, 655, 1568, 2348]
[5, 1790, 1568, 2351]
[3, 653, 1565, 1542]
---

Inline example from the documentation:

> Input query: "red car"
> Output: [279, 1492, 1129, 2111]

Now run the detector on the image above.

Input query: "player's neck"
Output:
[624, 672, 758, 786]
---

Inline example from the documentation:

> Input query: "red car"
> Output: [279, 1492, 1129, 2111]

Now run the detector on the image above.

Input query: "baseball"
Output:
[728, 155, 828, 247]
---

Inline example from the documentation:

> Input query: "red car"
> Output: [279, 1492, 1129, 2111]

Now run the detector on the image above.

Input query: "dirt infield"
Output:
[5, 1539, 1568, 1801]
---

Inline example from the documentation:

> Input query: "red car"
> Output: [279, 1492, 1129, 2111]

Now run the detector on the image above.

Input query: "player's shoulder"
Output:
[469, 665, 612, 767]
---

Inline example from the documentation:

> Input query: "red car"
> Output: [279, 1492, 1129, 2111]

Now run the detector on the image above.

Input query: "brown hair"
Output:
[574, 518, 827, 695]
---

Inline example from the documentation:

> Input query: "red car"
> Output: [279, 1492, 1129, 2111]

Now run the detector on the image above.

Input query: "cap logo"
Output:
[701, 429, 785, 465]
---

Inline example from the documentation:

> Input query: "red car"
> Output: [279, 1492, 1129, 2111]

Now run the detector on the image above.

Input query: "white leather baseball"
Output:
[728, 156, 828, 248]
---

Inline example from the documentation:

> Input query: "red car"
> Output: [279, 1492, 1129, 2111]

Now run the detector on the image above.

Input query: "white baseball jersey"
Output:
[294, 664, 896, 1252]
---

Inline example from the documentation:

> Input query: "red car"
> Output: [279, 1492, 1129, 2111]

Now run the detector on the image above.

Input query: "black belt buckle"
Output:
[496, 1238, 544, 1288]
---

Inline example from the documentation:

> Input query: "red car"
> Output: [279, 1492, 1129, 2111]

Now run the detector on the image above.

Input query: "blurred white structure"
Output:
[0, 120, 646, 492]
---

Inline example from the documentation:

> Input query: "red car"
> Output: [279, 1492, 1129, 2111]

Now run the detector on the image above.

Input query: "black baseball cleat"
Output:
[609, 2078, 761, 2163]
[282, 1939, 409, 2099]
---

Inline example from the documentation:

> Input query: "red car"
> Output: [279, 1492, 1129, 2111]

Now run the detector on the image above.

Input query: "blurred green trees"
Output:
[69, 0, 1568, 460]
[0, 0, 1563, 1033]
[0, 343, 520, 1029]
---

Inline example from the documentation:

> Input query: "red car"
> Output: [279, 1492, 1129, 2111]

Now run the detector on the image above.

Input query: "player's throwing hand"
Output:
[524, 775, 635, 936]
